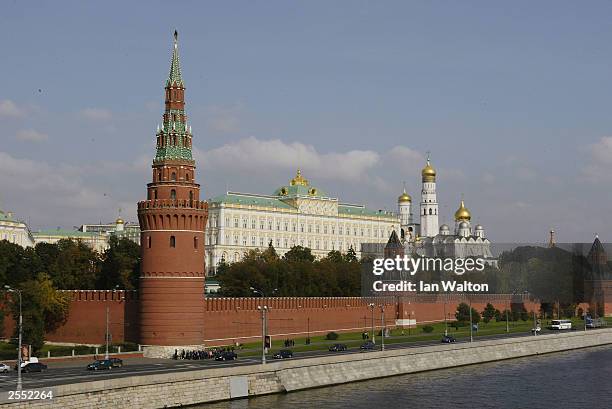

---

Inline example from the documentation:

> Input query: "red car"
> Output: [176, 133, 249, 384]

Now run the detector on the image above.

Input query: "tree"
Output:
[482, 303, 496, 324]
[9, 273, 71, 352]
[45, 239, 100, 289]
[456, 302, 480, 324]
[283, 246, 315, 263]
[323, 250, 344, 263]
[344, 246, 358, 263]
[98, 236, 140, 290]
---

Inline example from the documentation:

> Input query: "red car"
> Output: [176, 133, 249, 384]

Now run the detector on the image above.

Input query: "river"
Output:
[202, 345, 612, 409]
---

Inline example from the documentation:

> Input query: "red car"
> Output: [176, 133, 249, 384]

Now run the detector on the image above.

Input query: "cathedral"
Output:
[395, 156, 497, 265]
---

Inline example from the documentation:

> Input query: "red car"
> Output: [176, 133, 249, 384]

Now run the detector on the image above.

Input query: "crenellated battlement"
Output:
[138, 199, 208, 210]
[60, 290, 139, 302]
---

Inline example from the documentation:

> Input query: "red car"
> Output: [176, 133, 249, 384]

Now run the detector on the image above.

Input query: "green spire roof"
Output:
[166, 30, 183, 87]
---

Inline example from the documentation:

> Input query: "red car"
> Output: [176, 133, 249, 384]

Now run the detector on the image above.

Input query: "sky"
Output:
[1, 0, 612, 242]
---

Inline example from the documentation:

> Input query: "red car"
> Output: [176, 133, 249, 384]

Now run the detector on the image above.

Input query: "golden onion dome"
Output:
[398, 189, 412, 203]
[116, 218, 125, 225]
[421, 159, 436, 182]
[454, 200, 471, 222]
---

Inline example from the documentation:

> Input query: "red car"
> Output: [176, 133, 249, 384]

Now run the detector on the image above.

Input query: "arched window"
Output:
[170, 236, 176, 247]
[158, 171, 162, 181]
[189, 191, 193, 202]
[423, 209, 427, 215]
[147, 236, 152, 248]
[186, 173, 190, 181]
[154, 190, 158, 200]
[194, 236, 198, 249]
[171, 189, 176, 200]
[171, 172, 177, 181]
[429, 208, 433, 215]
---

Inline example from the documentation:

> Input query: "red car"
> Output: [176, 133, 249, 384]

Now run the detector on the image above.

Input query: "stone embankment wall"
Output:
[1, 329, 610, 409]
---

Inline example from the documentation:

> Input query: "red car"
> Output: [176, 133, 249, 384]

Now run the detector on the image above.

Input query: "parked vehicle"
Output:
[273, 350, 293, 359]
[550, 319, 572, 330]
[328, 344, 348, 352]
[360, 341, 375, 350]
[109, 358, 123, 368]
[22, 363, 47, 373]
[0, 363, 10, 373]
[214, 351, 238, 361]
[586, 317, 606, 329]
[87, 360, 113, 370]
[441, 335, 456, 343]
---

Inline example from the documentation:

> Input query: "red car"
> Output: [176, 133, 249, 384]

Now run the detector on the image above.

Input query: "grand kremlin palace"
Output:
[204, 170, 397, 274]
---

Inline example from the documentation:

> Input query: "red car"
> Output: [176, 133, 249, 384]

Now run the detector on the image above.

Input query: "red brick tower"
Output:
[137, 31, 208, 346]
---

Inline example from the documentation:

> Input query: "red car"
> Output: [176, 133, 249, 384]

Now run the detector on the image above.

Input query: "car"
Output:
[22, 362, 47, 373]
[0, 363, 10, 373]
[360, 341, 375, 350]
[87, 360, 113, 370]
[273, 349, 293, 359]
[531, 326, 542, 334]
[328, 344, 348, 352]
[441, 335, 456, 343]
[214, 351, 238, 361]
[109, 358, 123, 368]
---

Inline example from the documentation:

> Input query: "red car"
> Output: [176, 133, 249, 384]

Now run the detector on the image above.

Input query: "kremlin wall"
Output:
[1, 292, 540, 347]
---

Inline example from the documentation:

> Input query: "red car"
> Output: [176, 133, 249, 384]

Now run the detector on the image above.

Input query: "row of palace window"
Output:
[148, 189, 194, 201]
[146, 235, 199, 249]
[212, 234, 359, 251]
[212, 216, 388, 238]
[422, 208, 438, 215]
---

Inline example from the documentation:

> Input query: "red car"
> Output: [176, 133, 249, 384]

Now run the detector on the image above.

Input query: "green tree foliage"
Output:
[482, 303, 496, 324]
[216, 246, 362, 297]
[98, 236, 141, 290]
[10, 273, 70, 352]
[47, 240, 100, 289]
[455, 302, 481, 324]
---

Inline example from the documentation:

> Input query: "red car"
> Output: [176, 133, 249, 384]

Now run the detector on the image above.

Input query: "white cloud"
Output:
[79, 108, 112, 121]
[195, 136, 381, 184]
[0, 99, 25, 118]
[15, 129, 48, 142]
[582, 136, 612, 181]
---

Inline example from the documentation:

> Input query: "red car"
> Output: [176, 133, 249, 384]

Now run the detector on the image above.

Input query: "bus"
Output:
[550, 319, 572, 330]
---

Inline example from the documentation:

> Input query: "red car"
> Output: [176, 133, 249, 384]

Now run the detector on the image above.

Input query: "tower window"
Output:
[186, 173, 190, 181]
[429, 208, 433, 215]
[194, 236, 198, 249]
[189, 191, 193, 202]
[154, 190, 158, 200]
[171, 172, 177, 181]
[171, 189, 176, 200]
[147, 236, 152, 248]
[170, 236, 176, 247]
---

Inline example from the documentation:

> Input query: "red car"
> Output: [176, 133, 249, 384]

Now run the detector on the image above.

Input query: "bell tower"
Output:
[137, 31, 208, 346]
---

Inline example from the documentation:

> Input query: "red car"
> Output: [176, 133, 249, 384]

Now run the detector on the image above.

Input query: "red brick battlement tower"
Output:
[137, 31, 208, 345]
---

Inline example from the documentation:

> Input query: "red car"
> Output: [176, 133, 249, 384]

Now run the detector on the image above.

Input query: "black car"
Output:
[214, 351, 238, 361]
[109, 358, 123, 368]
[22, 363, 47, 373]
[87, 360, 113, 370]
[441, 335, 456, 343]
[360, 341, 375, 350]
[273, 349, 293, 359]
[329, 344, 348, 352]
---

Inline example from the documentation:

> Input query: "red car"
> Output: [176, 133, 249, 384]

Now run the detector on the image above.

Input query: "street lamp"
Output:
[250, 287, 278, 298]
[379, 305, 385, 351]
[257, 305, 269, 364]
[368, 303, 375, 343]
[4, 285, 22, 390]
[469, 297, 473, 343]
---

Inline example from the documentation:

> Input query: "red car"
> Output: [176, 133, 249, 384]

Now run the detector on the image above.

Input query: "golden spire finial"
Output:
[290, 169, 309, 186]
[454, 199, 471, 221]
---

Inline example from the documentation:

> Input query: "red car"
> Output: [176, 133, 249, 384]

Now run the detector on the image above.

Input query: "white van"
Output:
[550, 319, 572, 330]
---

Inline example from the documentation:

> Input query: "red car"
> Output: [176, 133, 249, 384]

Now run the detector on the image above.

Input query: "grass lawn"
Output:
[0, 342, 140, 360]
[232, 317, 611, 358]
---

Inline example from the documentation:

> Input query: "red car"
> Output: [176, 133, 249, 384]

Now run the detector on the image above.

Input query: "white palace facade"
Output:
[204, 170, 398, 274]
